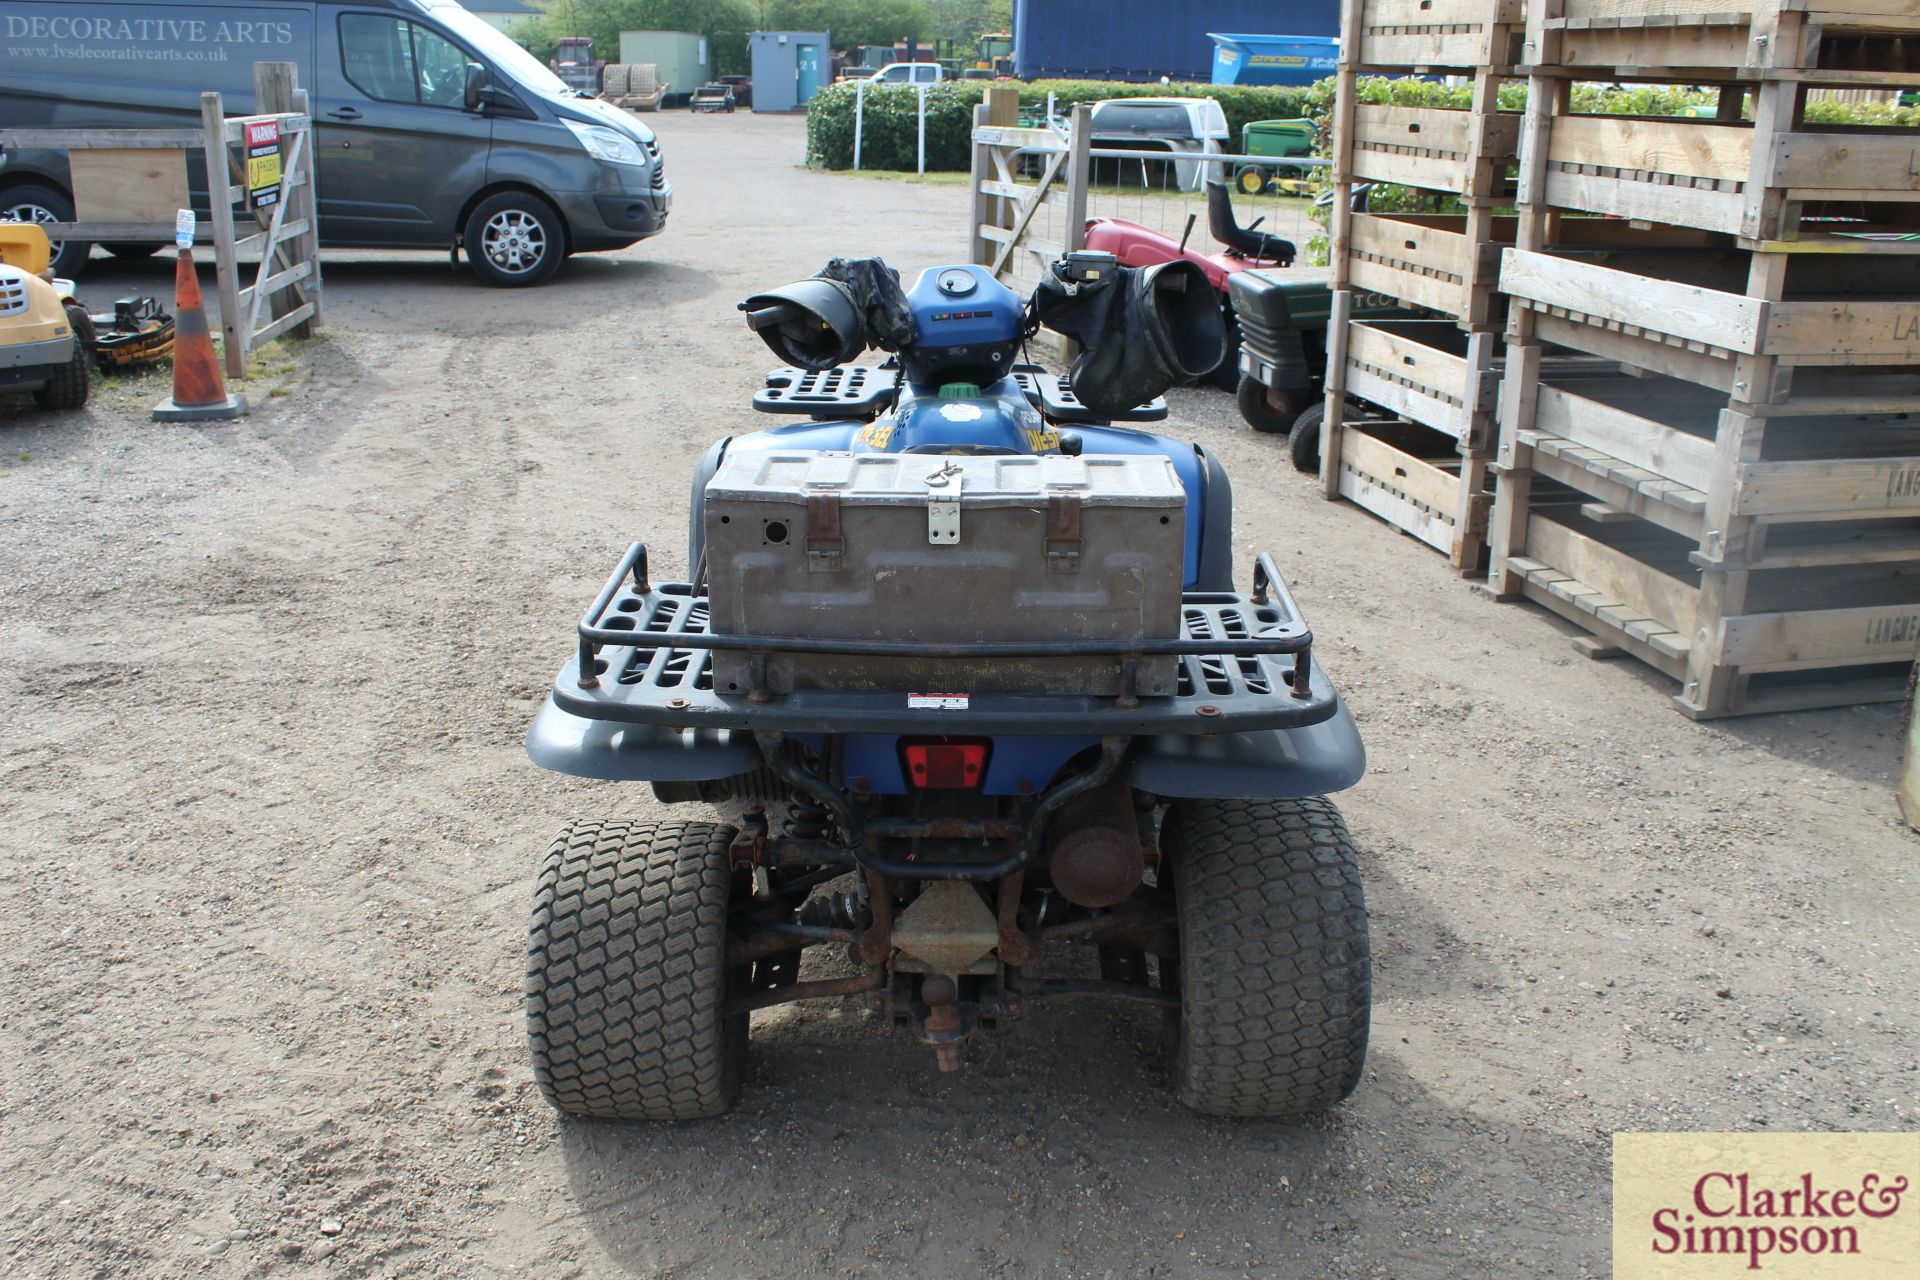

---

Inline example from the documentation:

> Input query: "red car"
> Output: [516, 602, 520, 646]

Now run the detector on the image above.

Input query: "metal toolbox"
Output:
[702, 450, 1187, 696]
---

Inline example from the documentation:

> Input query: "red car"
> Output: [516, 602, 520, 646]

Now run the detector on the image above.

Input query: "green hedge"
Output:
[805, 79, 1318, 172]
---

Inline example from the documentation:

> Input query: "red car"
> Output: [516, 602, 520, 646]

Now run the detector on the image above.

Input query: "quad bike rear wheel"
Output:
[526, 818, 746, 1120]
[1163, 796, 1371, 1118]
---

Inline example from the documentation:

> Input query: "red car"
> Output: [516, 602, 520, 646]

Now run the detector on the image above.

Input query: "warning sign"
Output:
[244, 118, 282, 210]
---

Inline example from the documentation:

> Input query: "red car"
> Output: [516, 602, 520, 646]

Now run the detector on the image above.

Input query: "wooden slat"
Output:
[1533, 384, 1718, 491]
[1525, 514, 1699, 634]
[1546, 115, 1754, 183]
[233, 218, 309, 258]
[1765, 301, 1920, 363]
[1769, 130, 1920, 195]
[1717, 602, 1920, 668]
[236, 259, 313, 309]
[1500, 248, 1765, 354]
[1340, 428, 1466, 517]
[1540, 169, 1743, 235]
[1735, 457, 1920, 516]
[247, 300, 317, 350]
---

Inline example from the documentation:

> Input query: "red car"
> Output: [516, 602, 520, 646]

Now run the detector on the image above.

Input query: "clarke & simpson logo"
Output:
[1614, 1133, 1918, 1278]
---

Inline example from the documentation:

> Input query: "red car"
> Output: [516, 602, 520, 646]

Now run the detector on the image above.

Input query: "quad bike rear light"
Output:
[902, 738, 989, 790]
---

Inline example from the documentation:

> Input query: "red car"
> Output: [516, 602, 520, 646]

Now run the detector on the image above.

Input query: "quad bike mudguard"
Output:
[527, 698, 1364, 799]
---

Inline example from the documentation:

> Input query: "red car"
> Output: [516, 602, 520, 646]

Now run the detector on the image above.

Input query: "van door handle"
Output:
[327, 107, 363, 121]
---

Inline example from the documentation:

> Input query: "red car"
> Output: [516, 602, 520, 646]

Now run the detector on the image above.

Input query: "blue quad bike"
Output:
[523, 252, 1371, 1120]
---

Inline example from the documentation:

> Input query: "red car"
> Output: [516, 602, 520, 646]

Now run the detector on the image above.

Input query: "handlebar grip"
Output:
[744, 302, 802, 332]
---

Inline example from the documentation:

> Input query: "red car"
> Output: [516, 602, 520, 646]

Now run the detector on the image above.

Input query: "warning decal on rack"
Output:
[907, 693, 969, 710]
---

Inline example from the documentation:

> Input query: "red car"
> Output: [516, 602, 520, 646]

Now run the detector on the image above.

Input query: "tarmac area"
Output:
[1, 110, 1914, 1279]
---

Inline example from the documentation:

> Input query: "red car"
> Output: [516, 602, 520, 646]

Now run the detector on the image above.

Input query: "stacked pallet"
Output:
[1320, 0, 1524, 573]
[1488, 3, 1920, 717]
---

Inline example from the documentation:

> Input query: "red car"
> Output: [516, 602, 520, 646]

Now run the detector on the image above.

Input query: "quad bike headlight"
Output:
[562, 119, 647, 167]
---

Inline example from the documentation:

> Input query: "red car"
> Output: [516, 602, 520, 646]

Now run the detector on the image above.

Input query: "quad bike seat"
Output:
[1206, 181, 1296, 266]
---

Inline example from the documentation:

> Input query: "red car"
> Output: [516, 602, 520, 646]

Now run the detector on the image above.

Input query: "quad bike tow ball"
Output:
[919, 974, 965, 1073]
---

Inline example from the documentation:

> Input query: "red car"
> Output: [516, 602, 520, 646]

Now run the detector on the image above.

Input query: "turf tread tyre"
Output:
[1236, 372, 1299, 435]
[1165, 796, 1370, 1118]
[1286, 402, 1323, 473]
[34, 305, 93, 410]
[527, 818, 744, 1121]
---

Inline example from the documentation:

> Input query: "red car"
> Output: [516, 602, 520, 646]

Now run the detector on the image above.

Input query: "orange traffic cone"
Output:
[152, 247, 246, 421]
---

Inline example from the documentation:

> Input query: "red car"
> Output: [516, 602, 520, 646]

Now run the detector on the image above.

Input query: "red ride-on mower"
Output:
[1083, 179, 1296, 391]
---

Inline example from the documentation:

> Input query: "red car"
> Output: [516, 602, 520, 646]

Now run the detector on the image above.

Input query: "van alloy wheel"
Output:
[3, 198, 67, 268]
[481, 209, 547, 276]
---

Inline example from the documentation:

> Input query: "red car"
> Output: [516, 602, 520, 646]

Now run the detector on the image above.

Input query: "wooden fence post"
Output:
[253, 60, 319, 338]
[200, 91, 245, 379]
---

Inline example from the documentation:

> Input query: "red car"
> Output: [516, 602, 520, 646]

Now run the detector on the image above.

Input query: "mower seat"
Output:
[0, 222, 52, 275]
[1205, 181, 1296, 267]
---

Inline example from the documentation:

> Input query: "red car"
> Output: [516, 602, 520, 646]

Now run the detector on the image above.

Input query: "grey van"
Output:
[0, 0, 670, 285]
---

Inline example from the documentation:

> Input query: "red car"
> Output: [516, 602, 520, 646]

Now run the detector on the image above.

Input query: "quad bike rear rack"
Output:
[553, 542, 1337, 738]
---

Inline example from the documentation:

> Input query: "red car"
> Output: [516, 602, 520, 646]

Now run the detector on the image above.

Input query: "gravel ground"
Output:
[1, 111, 1914, 1280]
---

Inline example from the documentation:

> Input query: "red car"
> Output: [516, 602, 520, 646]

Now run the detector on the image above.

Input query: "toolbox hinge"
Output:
[926, 462, 961, 545]
[806, 492, 844, 571]
[1046, 492, 1082, 571]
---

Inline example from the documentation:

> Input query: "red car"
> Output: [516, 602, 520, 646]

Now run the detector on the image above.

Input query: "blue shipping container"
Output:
[1013, 0, 1339, 82]
[1210, 33, 1341, 86]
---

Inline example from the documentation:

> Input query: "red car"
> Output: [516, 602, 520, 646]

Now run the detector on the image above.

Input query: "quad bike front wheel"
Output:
[526, 818, 746, 1121]
[1163, 796, 1371, 1118]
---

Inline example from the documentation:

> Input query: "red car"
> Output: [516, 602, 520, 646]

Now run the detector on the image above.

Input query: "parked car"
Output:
[1088, 98, 1229, 192]
[867, 62, 944, 85]
[0, 0, 671, 286]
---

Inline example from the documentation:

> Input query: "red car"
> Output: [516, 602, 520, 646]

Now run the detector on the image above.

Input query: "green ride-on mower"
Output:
[1232, 118, 1318, 195]
[521, 252, 1372, 1121]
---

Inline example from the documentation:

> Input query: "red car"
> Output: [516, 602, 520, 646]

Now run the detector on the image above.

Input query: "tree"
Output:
[520, 0, 757, 75]
[927, 0, 1011, 45]
[764, 0, 932, 49]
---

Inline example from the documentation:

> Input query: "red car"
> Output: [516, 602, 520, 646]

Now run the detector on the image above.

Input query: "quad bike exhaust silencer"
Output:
[1045, 779, 1146, 909]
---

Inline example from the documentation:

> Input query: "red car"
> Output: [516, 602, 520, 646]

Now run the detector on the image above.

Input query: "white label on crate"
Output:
[908, 693, 969, 710]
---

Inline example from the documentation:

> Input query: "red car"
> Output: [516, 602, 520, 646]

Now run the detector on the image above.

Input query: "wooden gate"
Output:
[968, 99, 1091, 289]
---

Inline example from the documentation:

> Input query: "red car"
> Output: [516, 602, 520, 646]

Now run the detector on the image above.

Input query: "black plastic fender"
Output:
[526, 700, 759, 781]
[1124, 701, 1366, 799]
[686, 435, 730, 580]
[1194, 442, 1235, 592]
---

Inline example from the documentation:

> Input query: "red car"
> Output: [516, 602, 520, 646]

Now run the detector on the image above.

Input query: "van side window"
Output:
[339, 14, 468, 108]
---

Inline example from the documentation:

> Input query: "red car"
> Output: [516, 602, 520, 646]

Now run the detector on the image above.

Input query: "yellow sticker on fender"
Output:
[854, 423, 894, 448]
[1025, 426, 1059, 452]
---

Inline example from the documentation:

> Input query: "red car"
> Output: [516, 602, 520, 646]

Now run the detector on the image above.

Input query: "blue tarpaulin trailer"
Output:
[1209, 33, 1342, 86]
[1013, 0, 1339, 82]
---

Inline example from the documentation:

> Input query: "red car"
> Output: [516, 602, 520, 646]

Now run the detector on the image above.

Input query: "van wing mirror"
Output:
[463, 62, 489, 112]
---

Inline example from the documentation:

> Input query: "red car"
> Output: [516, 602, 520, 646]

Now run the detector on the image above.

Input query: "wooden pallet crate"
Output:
[1330, 417, 1495, 569]
[1348, 99, 1522, 200]
[1501, 504, 1920, 715]
[1347, 0, 1526, 70]
[1527, 0, 1920, 80]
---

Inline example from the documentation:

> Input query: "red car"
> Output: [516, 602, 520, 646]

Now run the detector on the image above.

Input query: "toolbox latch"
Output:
[1046, 492, 1082, 571]
[806, 492, 844, 571]
[926, 461, 961, 545]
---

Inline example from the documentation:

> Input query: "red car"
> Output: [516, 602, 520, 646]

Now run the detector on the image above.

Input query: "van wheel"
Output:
[2, 185, 88, 277]
[465, 193, 566, 287]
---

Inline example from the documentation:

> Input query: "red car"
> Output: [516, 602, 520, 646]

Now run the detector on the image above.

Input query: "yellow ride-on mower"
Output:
[0, 223, 92, 411]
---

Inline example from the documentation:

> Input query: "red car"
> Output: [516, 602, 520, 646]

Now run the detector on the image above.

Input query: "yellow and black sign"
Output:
[243, 118, 282, 210]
